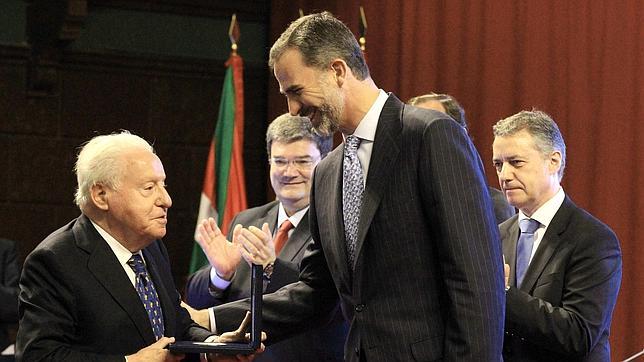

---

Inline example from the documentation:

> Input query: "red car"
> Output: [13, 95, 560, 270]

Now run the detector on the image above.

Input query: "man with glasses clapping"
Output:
[184, 113, 347, 362]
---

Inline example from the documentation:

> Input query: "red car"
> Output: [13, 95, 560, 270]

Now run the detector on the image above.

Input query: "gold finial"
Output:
[358, 6, 368, 52]
[228, 14, 240, 53]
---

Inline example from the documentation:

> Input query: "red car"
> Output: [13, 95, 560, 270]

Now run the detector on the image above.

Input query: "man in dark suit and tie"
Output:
[16, 132, 256, 362]
[408, 92, 516, 224]
[492, 110, 622, 361]
[184, 113, 347, 361]
[212, 12, 505, 361]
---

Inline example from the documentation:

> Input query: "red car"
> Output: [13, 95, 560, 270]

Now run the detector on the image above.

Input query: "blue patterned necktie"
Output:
[516, 218, 541, 287]
[343, 135, 364, 269]
[127, 254, 165, 340]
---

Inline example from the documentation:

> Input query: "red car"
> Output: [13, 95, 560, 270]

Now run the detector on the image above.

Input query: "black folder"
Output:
[168, 264, 263, 355]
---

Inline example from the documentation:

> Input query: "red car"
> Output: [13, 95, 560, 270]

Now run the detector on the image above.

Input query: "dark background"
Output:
[1, 0, 641, 360]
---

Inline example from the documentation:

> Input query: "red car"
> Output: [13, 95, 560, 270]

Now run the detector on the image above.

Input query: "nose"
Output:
[158, 186, 172, 208]
[497, 163, 512, 183]
[287, 98, 301, 116]
[282, 161, 300, 176]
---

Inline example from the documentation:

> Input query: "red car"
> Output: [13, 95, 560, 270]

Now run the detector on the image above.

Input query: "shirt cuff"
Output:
[210, 267, 232, 290]
[208, 307, 218, 334]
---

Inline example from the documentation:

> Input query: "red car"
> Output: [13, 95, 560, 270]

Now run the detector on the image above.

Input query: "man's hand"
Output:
[181, 301, 210, 330]
[196, 218, 242, 280]
[206, 312, 266, 362]
[237, 223, 276, 268]
[126, 337, 184, 362]
[503, 255, 510, 288]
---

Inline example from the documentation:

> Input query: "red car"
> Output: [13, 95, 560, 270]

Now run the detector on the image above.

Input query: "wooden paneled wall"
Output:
[0, 0, 270, 288]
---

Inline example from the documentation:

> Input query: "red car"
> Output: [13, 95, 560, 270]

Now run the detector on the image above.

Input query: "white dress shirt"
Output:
[517, 187, 566, 264]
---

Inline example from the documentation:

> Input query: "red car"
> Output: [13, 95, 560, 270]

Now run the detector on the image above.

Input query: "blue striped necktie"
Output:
[516, 218, 540, 287]
[127, 254, 165, 340]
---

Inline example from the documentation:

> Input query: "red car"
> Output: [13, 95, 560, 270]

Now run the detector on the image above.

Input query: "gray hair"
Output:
[266, 114, 333, 158]
[493, 110, 566, 180]
[408, 93, 468, 131]
[269, 11, 369, 80]
[74, 131, 154, 209]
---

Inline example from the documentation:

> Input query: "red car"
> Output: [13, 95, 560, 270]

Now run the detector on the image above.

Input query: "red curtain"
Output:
[268, 1, 643, 359]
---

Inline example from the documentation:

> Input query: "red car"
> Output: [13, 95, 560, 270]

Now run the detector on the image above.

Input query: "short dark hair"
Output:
[493, 110, 566, 180]
[266, 113, 333, 158]
[269, 11, 370, 80]
[408, 93, 468, 131]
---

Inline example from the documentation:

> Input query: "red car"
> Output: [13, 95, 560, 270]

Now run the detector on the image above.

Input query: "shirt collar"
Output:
[343, 89, 389, 142]
[277, 203, 308, 230]
[518, 187, 566, 228]
[89, 219, 143, 265]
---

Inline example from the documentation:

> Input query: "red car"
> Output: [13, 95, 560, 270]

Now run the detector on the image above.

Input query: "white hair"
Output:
[74, 131, 154, 209]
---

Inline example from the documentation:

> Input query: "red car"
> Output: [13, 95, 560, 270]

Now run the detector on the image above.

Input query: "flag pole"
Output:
[358, 6, 368, 54]
[189, 13, 247, 274]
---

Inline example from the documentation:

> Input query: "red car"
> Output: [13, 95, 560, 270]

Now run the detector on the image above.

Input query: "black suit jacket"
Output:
[489, 186, 515, 224]
[501, 196, 622, 361]
[214, 95, 505, 361]
[16, 214, 212, 361]
[0, 238, 20, 352]
[185, 201, 347, 361]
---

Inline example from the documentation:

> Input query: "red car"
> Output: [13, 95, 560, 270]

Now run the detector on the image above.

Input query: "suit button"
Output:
[355, 304, 365, 312]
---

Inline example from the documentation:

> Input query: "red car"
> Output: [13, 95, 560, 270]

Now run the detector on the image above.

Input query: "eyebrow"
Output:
[282, 84, 302, 95]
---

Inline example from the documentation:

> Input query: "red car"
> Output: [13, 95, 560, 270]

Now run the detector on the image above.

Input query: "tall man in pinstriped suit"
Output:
[211, 12, 505, 361]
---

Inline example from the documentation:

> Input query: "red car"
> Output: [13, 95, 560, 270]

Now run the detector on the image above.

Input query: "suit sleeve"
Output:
[214, 170, 339, 344]
[265, 258, 300, 293]
[505, 227, 622, 356]
[185, 265, 228, 308]
[17, 248, 124, 362]
[421, 117, 505, 360]
[0, 239, 20, 323]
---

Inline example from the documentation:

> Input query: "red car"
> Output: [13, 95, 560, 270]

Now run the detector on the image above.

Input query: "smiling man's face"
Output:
[269, 139, 321, 215]
[273, 48, 343, 137]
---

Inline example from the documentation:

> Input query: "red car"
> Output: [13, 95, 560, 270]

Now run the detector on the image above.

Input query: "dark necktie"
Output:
[342, 135, 364, 269]
[516, 218, 541, 287]
[274, 219, 294, 255]
[127, 254, 165, 340]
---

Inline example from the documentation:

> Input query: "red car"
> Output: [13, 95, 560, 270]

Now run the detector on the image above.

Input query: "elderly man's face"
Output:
[106, 150, 172, 251]
[273, 49, 343, 137]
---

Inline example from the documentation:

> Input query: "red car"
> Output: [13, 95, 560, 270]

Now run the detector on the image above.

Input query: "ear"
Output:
[329, 59, 348, 86]
[548, 151, 562, 176]
[90, 183, 110, 211]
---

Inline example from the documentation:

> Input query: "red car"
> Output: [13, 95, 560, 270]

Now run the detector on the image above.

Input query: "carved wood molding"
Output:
[88, 0, 269, 22]
[61, 50, 267, 79]
[25, 0, 88, 96]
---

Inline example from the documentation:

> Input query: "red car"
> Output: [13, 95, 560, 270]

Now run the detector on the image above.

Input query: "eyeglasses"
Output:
[269, 157, 318, 171]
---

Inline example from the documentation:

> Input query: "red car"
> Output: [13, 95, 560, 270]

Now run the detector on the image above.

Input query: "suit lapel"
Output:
[74, 215, 156, 343]
[520, 197, 573, 292]
[143, 247, 175, 337]
[320, 147, 352, 286]
[501, 216, 520, 287]
[353, 95, 402, 271]
[257, 202, 279, 230]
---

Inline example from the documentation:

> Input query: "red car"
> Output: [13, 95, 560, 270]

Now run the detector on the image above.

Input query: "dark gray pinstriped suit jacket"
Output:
[214, 94, 505, 361]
